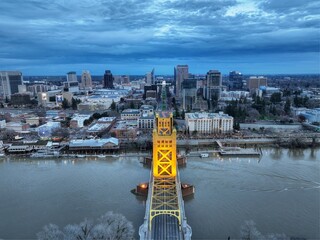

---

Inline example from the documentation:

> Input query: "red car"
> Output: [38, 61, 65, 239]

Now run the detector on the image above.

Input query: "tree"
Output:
[240, 220, 288, 240]
[62, 99, 69, 109]
[181, 109, 185, 120]
[92, 112, 101, 119]
[240, 220, 262, 240]
[284, 98, 291, 115]
[37, 211, 134, 240]
[270, 92, 282, 104]
[51, 128, 70, 139]
[71, 98, 79, 110]
[110, 100, 116, 111]
[37, 224, 64, 240]
[0, 129, 16, 141]
[129, 101, 135, 109]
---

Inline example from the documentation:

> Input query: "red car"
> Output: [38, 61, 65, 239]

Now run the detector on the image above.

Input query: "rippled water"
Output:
[0, 148, 319, 239]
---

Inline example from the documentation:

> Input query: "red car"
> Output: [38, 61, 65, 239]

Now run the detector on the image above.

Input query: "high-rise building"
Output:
[205, 70, 222, 103]
[103, 70, 114, 89]
[246, 76, 267, 93]
[0, 71, 23, 100]
[64, 71, 79, 93]
[81, 70, 92, 90]
[174, 65, 189, 98]
[229, 71, 243, 90]
[182, 78, 197, 111]
[145, 68, 155, 85]
[67, 71, 77, 82]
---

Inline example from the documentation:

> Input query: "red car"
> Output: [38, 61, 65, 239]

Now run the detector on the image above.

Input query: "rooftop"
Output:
[186, 112, 233, 120]
[69, 138, 119, 147]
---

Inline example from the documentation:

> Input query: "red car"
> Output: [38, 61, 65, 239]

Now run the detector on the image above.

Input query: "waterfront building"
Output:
[103, 70, 114, 89]
[174, 65, 189, 98]
[110, 120, 137, 139]
[81, 70, 92, 90]
[0, 71, 23, 100]
[185, 112, 233, 134]
[229, 71, 244, 90]
[68, 138, 119, 151]
[205, 70, 222, 104]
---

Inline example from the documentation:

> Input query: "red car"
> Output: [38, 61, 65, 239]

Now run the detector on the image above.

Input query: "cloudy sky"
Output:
[0, 0, 319, 75]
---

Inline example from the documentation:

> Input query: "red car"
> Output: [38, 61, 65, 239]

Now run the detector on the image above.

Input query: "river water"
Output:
[0, 148, 319, 239]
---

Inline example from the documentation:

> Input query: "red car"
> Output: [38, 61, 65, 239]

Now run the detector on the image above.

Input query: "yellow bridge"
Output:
[139, 108, 192, 239]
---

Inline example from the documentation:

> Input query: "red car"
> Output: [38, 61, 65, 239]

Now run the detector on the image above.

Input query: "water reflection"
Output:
[269, 148, 283, 160]
[287, 148, 305, 160]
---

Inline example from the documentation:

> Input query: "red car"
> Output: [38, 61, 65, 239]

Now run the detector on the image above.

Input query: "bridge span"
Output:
[139, 103, 192, 239]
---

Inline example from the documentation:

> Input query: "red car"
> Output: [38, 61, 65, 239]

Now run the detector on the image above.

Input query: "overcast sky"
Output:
[0, 0, 319, 75]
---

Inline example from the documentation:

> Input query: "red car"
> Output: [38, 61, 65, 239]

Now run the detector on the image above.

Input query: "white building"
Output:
[138, 105, 155, 130]
[70, 114, 91, 128]
[185, 112, 233, 134]
[299, 108, 320, 123]
[220, 90, 250, 100]
[121, 109, 140, 120]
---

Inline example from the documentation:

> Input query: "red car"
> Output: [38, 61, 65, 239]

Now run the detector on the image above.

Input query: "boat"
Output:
[200, 153, 209, 158]
[75, 154, 86, 158]
[31, 150, 60, 158]
[97, 154, 105, 158]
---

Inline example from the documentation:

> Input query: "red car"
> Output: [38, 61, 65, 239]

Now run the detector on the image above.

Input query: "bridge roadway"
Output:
[139, 170, 192, 240]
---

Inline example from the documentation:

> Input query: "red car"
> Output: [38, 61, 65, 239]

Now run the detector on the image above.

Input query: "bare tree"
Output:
[37, 224, 64, 240]
[37, 212, 134, 240]
[240, 220, 288, 240]
[240, 220, 263, 240]
[0, 129, 16, 141]
[51, 127, 70, 140]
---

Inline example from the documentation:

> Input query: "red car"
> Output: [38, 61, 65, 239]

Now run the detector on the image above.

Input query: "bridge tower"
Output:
[139, 81, 192, 239]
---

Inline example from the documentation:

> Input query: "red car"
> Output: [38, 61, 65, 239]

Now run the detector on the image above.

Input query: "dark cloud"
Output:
[0, 0, 319, 74]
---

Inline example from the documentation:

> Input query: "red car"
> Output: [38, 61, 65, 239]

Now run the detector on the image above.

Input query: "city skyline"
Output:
[0, 0, 319, 75]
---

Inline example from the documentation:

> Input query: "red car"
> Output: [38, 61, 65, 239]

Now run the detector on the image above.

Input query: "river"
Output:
[0, 148, 319, 239]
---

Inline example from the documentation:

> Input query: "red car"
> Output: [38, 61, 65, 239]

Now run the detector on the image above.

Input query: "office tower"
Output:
[65, 71, 79, 93]
[205, 70, 222, 102]
[0, 71, 23, 100]
[229, 71, 243, 90]
[247, 76, 267, 92]
[145, 68, 155, 85]
[182, 78, 197, 111]
[103, 70, 114, 89]
[174, 65, 189, 98]
[81, 70, 92, 90]
[67, 71, 77, 82]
